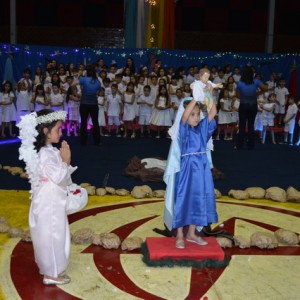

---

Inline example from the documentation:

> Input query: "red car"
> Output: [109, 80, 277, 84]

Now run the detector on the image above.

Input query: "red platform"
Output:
[146, 237, 225, 262]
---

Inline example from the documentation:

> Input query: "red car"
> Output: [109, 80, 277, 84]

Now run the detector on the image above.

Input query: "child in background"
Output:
[17, 109, 87, 286]
[98, 70, 107, 87]
[230, 96, 240, 139]
[139, 66, 149, 85]
[97, 87, 106, 136]
[295, 100, 300, 146]
[122, 67, 131, 85]
[137, 85, 154, 137]
[107, 63, 121, 83]
[158, 67, 169, 85]
[149, 85, 172, 138]
[174, 67, 186, 87]
[115, 74, 126, 95]
[18, 68, 33, 92]
[183, 83, 192, 98]
[282, 96, 298, 145]
[254, 90, 267, 141]
[216, 89, 233, 140]
[58, 65, 67, 83]
[266, 73, 277, 95]
[171, 88, 183, 123]
[33, 66, 45, 86]
[135, 75, 145, 100]
[260, 93, 276, 144]
[149, 75, 159, 100]
[274, 78, 289, 126]
[168, 76, 180, 121]
[61, 75, 74, 111]
[164, 99, 218, 249]
[232, 66, 241, 83]
[102, 78, 112, 97]
[106, 84, 122, 137]
[122, 82, 136, 138]
[0, 81, 16, 137]
[210, 65, 218, 81]
[16, 81, 33, 123]
[134, 75, 146, 120]
[32, 84, 49, 112]
[66, 86, 80, 136]
[49, 83, 64, 112]
[168, 76, 181, 104]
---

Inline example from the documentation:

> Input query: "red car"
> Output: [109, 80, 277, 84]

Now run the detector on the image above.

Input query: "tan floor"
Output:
[0, 190, 300, 300]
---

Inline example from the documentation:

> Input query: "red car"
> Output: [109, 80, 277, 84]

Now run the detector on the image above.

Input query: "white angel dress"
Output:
[29, 144, 87, 277]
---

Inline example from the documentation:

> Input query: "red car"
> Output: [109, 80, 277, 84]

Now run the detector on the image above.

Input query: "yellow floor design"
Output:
[0, 190, 300, 300]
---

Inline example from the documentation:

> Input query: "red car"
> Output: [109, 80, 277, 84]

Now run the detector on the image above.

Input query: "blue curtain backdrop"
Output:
[3, 56, 17, 88]
[0, 43, 299, 96]
[124, 0, 137, 48]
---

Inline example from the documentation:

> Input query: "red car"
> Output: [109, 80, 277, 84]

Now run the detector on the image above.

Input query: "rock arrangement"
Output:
[1, 216, 299, 252]
[0, 164, 28, 179]
[2, 163, 300, 203]
[228, 186, 300, 202]
[80, 183, 165, 199]
[0, 216, 31, 242]
[81, 183, 224, 200]
[0, 217, 144, 251]
[217, 229, 300, 249]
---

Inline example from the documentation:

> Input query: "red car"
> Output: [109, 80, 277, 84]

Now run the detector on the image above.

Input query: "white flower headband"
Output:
[17, 111, 67, 197]
[36, 111, 67, 125]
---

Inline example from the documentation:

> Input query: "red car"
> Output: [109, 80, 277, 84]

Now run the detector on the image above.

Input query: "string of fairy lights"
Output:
[1, 43, 299, 64]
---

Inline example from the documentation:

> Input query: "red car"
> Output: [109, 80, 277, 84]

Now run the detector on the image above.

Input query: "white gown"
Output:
[29, 145, 78, 277]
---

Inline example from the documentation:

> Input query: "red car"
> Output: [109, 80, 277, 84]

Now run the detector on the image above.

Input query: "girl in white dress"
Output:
[33, 66, 45, 86]
[17, 109, 87, 285]
[122, 82, 136, 138]
[0, 81, 16, 137]
[171, 88, 183, 123]
[97, 87, 106, 136]
[16, 81, 33, 123]
[49, 83, 64, 112]
[32, 84, 49, 112]
[149, 85, 172, 138]
[66, 86, 80, 136]
[169, 76, 181, 120]
[216, 89, 233, 140]
[254, 88, 266, 141]
[261, 93, 276, 144]
[227, 82, 239, 139]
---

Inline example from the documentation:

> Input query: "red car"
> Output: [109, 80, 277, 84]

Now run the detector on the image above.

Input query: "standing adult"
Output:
[236, 66, 268, 150]
[79, 64, 101, 146]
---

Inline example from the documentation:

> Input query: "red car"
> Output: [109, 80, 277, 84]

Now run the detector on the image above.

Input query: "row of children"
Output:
[1, 60, 299, 144]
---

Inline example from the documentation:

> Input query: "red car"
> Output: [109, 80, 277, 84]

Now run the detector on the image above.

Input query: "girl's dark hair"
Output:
[126, 57, 136, 74]
[240, 66, 254, 85]
[51, 73, 61, 85]
[2, 80, 13, 92]
[126, 82, 135, 92]
[34, 109, 59, 152]
[66, 85, 77, 103]
[86, 64, 98, 81]
[158, 85, 170, 106]
[34, 84, 46, 98]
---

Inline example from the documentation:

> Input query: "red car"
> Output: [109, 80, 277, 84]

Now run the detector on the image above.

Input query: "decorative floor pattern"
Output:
[0, 190, 300, 300]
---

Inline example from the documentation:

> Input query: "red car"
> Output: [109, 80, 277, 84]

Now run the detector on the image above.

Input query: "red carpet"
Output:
[146, 237, 225, 261]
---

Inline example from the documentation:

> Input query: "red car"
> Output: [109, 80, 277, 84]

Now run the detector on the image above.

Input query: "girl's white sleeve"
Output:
[40, 148, 73, 186]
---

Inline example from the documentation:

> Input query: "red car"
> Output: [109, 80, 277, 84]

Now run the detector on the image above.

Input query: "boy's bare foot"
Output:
[176, 238, 185, 249]
[186, 235, 208, 246]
